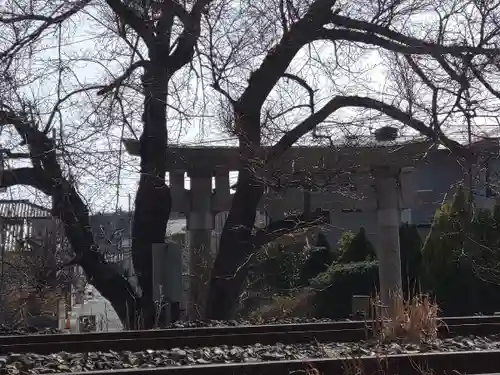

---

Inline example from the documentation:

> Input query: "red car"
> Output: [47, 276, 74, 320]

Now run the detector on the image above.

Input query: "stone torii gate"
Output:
[123, 139, 433, 318]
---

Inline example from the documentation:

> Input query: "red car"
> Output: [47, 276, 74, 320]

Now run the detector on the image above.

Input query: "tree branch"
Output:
[253, 210, 330, 249]
[238, 0, 336, 112]
[104, 0, 155, 47]
[167, 0, 191, 24]
[0, 107, 141, 326]
[0, 168, 53, 194]
[210, 81, 236, 105]
[318, 28, 498, 56]
[0, 2, 89, 24]
[168, 0, 214, 73]
[43, 85, 112, 133]
[0, 1, 91, 64]
[282, 73, 315, 113]
[471, 65, 500, 100]
[328, 14, 500, 57]
[97, 60, 149, 96]
[268, 95, 469, 162]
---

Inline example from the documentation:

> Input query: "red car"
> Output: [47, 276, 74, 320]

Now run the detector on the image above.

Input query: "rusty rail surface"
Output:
[1, 316, 500, 354]
[52, 349, 500, 375]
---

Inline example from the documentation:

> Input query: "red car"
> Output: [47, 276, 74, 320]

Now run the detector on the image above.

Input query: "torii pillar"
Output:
[186, 171, 214, 318]
[372, 165, 403, 317]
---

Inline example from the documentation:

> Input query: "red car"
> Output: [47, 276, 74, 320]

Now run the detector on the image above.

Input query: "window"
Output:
[401, 208, 412, 224]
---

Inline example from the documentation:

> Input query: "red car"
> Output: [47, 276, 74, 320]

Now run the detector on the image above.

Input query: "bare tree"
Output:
[202, 0, 500, 319]
[0, 224, 71, 327]
[1, 0, 212, 328]
[383, 1, 500, 178]
[377, 1, 500, 286]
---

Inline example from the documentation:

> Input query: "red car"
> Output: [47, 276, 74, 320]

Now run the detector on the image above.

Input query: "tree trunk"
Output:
[10, 123, 143, 329]
[205, 170, 264, 319]
[52, 179, 140, 329]
[130, 63, 171, 329]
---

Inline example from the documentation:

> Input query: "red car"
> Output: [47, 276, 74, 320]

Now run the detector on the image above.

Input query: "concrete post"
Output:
[165, 240, 183, 322]
[372, 166, 403, 317]
[152, 242, 183, 325]
[213, 171, 231, 213]
[57, 299, 66, 331]
[186, 172, 214, 318]
[169, 232, 188, 321]
[169, 170, 188, 213]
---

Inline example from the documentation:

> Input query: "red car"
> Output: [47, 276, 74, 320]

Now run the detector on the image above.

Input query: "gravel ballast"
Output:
[2, 335, 500, 374]
[165, 317, 347, 329]
[0, 318, 350, 337]
[0, 326, 61, 337]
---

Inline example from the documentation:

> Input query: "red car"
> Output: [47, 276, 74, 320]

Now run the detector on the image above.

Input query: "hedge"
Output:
[421, 186, 500, 314]
[311, 224, 423, 318]
[311, 261, 379, 318]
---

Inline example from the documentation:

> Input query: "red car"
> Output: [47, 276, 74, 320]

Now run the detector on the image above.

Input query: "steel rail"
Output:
[2, 319, 500, 354]
[2, 315, 499, 345]
[50, 349, 500, 375]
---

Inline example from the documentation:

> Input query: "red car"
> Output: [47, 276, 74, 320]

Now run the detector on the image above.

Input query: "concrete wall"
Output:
[300, 151, 500, 249]
[202, 153, 469, 251]
[407, 152, 465, 225]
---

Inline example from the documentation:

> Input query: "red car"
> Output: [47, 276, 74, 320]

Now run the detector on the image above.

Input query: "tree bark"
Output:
[0, 111, 142, 328]
[130, 63, 172, 328]
[205, 106, 267, 320]
[204, 1, 339, 319]
[53, 180, 140, 329]
[205, 169, 264, 319]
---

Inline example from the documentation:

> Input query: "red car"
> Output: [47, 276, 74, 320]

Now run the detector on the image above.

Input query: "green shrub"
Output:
[299, 232, 336, 284]
[311, 261, 379, 318]
[421, 187, 500, 314]
[337, 227, 376, 263]
[337, 231, 355, 256]
[246, 240, 309, 293]
[310, 225, 422, 318]
[421, 187, 469, 282]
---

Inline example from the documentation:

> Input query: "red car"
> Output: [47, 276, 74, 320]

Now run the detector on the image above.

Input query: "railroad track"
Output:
[50, 349, 500, 375]
[2, 316, 500, 354]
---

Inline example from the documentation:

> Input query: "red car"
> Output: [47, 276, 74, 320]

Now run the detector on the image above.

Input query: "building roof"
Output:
[0, 200, 51, 219]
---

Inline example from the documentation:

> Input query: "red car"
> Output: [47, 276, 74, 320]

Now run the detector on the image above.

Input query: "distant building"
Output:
[89, 211, 186, 267]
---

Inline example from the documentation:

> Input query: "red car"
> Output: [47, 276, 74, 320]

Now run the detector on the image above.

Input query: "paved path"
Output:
[69, 286, 123, 332]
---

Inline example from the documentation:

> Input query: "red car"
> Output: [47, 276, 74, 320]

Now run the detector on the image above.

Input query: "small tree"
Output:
[246, 234, 310, 294]
[337, 227, 377, 263]
[300, 232, 336, 284]
[421, 187, 469, 287]
[421, 187, 500, 314]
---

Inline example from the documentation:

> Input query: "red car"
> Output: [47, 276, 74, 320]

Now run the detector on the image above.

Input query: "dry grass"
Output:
[371, 293, 443, 343]
[307, 294, 441, 375]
